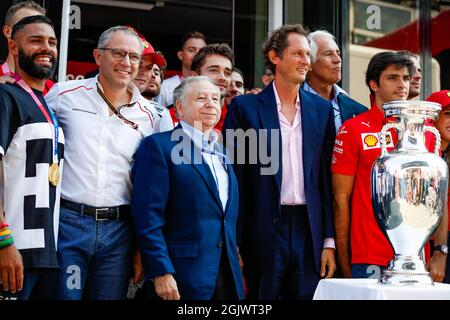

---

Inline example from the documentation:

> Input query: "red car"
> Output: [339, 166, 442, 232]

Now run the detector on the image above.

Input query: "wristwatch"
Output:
[434, 244, 449, 255]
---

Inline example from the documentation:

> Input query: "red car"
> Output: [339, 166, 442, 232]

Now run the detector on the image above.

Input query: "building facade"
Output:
[1, 0, 448, 106]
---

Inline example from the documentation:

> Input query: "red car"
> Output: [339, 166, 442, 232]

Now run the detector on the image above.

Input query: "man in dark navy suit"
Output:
[131, 76, 244, 300]
[304, 30, 367, 133]
[223, 24, 336, 300]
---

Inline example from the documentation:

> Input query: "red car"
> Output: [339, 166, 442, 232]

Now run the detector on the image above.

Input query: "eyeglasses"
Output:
[98, 47, 142, 65]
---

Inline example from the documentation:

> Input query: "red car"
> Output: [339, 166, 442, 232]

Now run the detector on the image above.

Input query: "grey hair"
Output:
[97, 25, 143, 54]
[307, 30, 337, 63]
[173, 76, 220, 117]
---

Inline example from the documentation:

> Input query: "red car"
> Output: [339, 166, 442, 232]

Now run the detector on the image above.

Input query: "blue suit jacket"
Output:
[338, 93, 368, 124]
[131, 126, 245, 300]
[222, 83, 336, 282]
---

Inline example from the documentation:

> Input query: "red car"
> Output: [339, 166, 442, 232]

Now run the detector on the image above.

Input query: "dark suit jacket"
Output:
[338, 93, 368, 124]
[131, 125, 245, 300]
[222, 83, 336, 283]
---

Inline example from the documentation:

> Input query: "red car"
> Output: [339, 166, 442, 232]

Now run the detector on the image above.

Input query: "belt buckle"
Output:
[95, 208, 110, 221]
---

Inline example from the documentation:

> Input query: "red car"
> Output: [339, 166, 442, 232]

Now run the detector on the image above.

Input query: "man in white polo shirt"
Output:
[45, 25, 173, 300]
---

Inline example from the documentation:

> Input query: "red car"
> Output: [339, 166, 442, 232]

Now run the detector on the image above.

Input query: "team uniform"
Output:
[45, 76, 173, 300]
[331, 104, 397, 270]
[0, 82, 64, 300]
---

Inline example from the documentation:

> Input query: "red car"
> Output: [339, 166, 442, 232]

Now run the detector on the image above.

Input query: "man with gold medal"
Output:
[0, 15, 64, 300]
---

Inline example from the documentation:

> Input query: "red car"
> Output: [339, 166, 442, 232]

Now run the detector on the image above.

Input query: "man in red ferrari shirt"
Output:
[332, 51, 448, 281]
[1, 1, 54, 94]
[189, 43, 234, 132]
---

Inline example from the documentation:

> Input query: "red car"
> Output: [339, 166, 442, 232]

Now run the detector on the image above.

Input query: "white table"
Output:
[313, 279, 450, 300]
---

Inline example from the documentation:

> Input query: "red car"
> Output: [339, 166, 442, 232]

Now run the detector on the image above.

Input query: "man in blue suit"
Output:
[131, 76, 244, 300]
[223, 24, 336, 300]
[303, 30, 367, 133]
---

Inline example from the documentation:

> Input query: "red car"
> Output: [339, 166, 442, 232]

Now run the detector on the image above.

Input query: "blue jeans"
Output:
[55, 207, 133, 300]
[352, 264, 386, 279]
[0, 268, 58, 300]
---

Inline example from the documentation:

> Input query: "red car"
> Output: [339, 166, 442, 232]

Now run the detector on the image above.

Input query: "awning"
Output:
[365, 10, 450, 56]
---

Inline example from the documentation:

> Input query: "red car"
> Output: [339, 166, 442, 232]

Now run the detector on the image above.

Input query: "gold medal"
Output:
[48, 163, 60, 186]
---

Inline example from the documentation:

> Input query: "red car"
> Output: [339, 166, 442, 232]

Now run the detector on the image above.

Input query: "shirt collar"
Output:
[369, 100, 386, 124]
[303, 82, 347, 101]
[272, 82, 300, 112]
[95, 74, 142, 105]
[180, 120, 219, 151]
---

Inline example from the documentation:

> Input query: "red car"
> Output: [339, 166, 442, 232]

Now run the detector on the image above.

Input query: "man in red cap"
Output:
[133, 33, 166, 101]
[427, 90, 450, 284]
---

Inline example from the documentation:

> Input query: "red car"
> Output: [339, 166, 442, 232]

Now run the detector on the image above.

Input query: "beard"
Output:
[142, 86, 160, 99]
[18, 48, 57, 80]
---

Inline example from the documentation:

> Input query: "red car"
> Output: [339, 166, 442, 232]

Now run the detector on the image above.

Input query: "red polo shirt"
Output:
[331, 103, 397, 266]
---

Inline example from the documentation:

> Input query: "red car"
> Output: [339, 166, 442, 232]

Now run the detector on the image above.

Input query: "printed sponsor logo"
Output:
[362, 133, 379, 150]
[361, 132, 394, 150]
[333, 146, 343, 154]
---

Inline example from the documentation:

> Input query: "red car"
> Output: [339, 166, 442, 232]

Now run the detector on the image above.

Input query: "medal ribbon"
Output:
[1, 62, 13, 77]
[15, 74, 59, 164]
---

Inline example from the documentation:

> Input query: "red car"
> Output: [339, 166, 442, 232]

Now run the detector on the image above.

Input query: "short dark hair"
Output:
[232, 67, 244, 79]
[5, 1, 46, 26]
[365, 51, 414, 97]
[262, 24, 309, 75]
[11, 15, 54, 39]
[191, 43, 235, 73]
[180, 31, 206, 49]
[156, 50, 165, 83]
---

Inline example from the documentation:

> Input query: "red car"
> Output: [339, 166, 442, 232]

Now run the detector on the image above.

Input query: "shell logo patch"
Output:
[361, 132, 394, 150]
[362, 134, 379, 150]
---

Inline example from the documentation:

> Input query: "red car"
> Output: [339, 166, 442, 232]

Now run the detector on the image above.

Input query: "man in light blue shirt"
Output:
[131, 76, 244, 300]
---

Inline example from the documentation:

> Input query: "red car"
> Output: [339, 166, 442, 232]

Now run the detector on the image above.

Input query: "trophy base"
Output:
[378, 255, 434, 286]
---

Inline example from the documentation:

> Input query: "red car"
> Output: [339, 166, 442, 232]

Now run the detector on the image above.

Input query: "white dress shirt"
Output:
[45, 76, 173, 207]
[180, 121, 229, 211]
[273, 83, 306, 205]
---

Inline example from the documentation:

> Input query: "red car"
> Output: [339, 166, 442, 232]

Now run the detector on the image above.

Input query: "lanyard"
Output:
[96, 84, 139, 130]
[15, 74, 59, 164]
[1, 62, 13, 77]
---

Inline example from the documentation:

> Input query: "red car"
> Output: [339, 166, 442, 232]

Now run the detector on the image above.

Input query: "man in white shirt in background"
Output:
[45, 25, 173, 300]
[154, 31, 206, 108]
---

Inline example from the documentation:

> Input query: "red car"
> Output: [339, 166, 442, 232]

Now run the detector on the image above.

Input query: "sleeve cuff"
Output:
[323, 237, 336, 249]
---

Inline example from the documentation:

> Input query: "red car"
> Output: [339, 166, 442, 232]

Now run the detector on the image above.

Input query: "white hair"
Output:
[307, 30, 337, 63]
[173, 76, 220, 117]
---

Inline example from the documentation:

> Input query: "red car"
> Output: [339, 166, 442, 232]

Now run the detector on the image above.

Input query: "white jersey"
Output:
[0, 83, 64, 268]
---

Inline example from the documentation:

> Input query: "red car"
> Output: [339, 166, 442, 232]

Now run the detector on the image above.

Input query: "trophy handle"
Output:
[424, 125, 441, 156]
[380, 122, 402, 156]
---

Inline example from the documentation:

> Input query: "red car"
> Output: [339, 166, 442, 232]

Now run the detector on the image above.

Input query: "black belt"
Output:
[280, 205, 306, 216]
[61, 199, 131, 221]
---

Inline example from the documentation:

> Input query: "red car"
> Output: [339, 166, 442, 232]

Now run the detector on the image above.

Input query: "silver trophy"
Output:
[371, 100, 448, 285]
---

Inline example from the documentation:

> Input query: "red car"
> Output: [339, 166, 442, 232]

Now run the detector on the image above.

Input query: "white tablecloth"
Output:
[313, 279, 450, 300]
